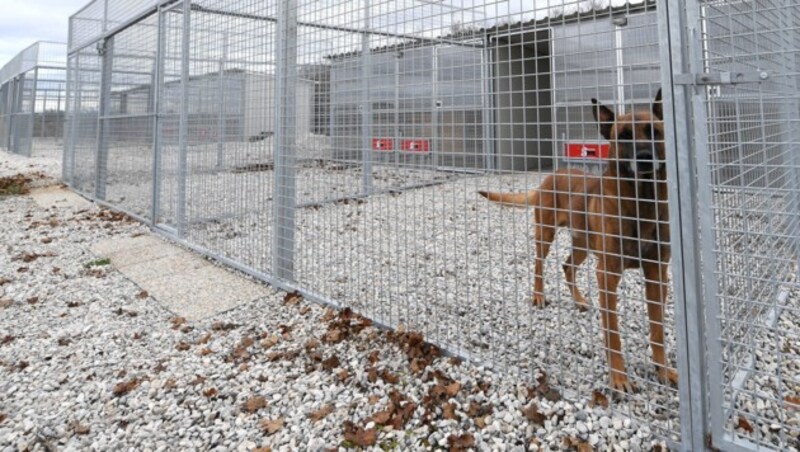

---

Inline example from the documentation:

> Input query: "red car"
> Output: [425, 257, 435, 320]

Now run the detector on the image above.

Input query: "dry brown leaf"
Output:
[189, 375, 206, 386]
[283, 291, 302, 305]
[175, 341, 190, 351]
[591, 390, 609, 409]
[211, 321, 239, 331]
[170, 317, 186, 330]
[199, 348, 213, 356]
[112, 378, 140, 397]
[736, 416, 754, 433]
[253, 448, 271, 452]
[445, 381, 462, 397]
[203, 388, 218, 398]
[785, 395, 800, 409]
[0, 413, 6, 423]
[367, 367, 378, 383]
[261, 417, 284, 435]
[381, 369, 400, 385]
[522, 402, 546, 425]
[337, 369, 350, 382]
[1, 335, 15, 345]
[322, 355, 340, 371]
[299, 306, 311, 315]
[447, 433, 475, 452]
[0, 298, 13, 309]
[0, 277, 11, 286]
[136, 290, 149, 299]
[163, 378, 177, 390]
[368, 395, 381, 405]
[261, 335, 280, 349]
[370, 410, 392, 425]
[153, 362, 167, 373]
[368, 350, 380, 364]
[304, 339, 320, 350]
[343, 421, 378, 447]
[196, 333, 212, 345]
[244, 396, 268, 413]
[240, 336, 255, 348]
[308, 404, 333, 422]
[442, 402, 458, 420]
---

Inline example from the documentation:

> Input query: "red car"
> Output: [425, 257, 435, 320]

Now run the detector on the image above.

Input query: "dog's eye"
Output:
[617, 130, 633, 141]
[643, 124, 662, 140]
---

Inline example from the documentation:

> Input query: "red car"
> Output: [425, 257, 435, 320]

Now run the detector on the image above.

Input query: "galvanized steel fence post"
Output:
[176, 0, 192, 237]
[94, 37, 113, 201]
[360, 0, 373, 195]
[272, 0, 298, 282]
[657, 1, 713, 450]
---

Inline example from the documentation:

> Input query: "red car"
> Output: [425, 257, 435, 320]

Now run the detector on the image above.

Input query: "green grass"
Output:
[85, 257, 111, 268]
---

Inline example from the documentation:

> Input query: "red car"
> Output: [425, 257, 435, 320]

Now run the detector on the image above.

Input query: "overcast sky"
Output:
[0, 0, 88, 66]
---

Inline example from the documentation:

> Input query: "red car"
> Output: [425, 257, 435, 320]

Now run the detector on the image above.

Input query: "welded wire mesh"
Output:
[62, 0, 800, 449]
[0, 42, 67, 158]
[700, 0, 800, 449]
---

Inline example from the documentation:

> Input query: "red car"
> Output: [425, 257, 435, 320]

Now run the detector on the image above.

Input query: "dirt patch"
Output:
[0, 174, 32, 196]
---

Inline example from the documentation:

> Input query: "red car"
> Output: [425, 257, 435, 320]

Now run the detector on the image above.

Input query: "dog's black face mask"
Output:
[614, 120, 663, 178]
[591, 89, 665, 180]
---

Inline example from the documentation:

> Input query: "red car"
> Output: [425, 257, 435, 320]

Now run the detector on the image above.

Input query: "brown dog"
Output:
[479, 90, 676, 391]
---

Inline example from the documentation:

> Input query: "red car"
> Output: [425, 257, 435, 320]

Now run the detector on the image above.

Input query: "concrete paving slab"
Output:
[29, 186, 92, 210]
[91, 235, 270, 320]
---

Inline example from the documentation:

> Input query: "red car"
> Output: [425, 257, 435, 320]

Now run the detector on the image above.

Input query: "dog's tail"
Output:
[477, 190, 538, 207]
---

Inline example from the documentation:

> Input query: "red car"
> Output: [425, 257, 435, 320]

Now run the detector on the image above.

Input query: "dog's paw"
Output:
[574, 300, 590, 312]
[609, 372, 637, 393]
[532, 293, 549, 308]
[658, 367, 679, 387]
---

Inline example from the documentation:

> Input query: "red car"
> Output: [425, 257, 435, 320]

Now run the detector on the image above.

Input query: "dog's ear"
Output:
[591, 98, 615, 140]
[652, 88, 663, 120]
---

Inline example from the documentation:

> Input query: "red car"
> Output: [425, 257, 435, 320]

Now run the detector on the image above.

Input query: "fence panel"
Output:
[61, 1, 800, 449]
[697, 0, 800, 450]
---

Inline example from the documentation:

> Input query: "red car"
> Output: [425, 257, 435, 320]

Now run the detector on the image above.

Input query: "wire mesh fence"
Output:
[0, 42, 68, 158]
[63, 0, 800, 449]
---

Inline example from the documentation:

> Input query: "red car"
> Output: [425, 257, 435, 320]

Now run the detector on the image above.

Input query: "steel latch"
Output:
[674, 71, 769, 86]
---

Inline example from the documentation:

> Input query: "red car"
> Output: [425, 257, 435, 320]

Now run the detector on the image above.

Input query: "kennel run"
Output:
[62, 0, 799, 450]
[0, 41, 68, 158]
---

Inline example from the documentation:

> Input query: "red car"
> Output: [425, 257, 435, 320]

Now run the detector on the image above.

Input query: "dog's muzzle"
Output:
[632, 147, 661, 176]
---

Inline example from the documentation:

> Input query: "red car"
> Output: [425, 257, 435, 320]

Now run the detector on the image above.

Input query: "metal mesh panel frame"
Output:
[62, 0, 800, 450]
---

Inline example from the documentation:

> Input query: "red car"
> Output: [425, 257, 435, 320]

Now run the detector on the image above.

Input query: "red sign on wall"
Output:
[400, 139, 430, 153]
[372, 138, 394, 151]
[565, 142, 610, 159]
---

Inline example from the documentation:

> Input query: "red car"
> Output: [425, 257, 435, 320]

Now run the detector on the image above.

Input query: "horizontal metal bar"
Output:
[674, 70, 770, 85]
[99, 112, 156, 120]
[190, 4, 484, 49]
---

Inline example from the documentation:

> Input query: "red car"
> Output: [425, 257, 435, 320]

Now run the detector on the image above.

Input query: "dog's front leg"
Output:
[597, 258, 633, 392]
[642, 261, 678, 386]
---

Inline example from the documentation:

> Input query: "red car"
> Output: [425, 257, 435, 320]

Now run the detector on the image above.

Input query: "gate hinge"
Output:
[674, 71, 769, 86]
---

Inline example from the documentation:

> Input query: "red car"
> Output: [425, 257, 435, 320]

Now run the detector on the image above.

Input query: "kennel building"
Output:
[0, 41, 68, 158]
[63, 0, 800, 450]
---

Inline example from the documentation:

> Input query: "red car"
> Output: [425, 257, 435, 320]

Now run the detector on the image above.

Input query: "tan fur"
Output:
[479, 92, 677, 392]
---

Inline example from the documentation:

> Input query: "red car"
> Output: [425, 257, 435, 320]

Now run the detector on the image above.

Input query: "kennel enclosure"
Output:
[0, 41, 68, 158]
[63, 0, 800, 450]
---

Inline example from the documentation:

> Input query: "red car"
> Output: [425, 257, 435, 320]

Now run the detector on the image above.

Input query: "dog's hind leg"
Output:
[533, 223, 555, 308]
[563, 234, 589, 311]
[643, 261, 678, 386]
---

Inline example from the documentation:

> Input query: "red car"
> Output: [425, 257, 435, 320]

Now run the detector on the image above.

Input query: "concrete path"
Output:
[91, 234, 270, 321]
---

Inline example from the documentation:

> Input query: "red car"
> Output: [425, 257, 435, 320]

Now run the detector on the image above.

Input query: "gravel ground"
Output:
[3, 143, 798, 450]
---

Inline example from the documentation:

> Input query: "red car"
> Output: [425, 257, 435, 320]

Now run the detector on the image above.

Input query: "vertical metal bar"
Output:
[272, 0, 298, 282]
[360, 0, 372, 195]
[151, 7, 167, 226]
[657, 1, 714, 450]
[394, 51, 400, 168]
[432, 46, 439, 168]
[614, 24, 626, 114]
[70, 56, 82, 186]
[782, 0, 800, 262]
[94, 38, 113, 201]
[216, 33, 228, 169]
[28, 67, 38, 157]
[482, 37, 495, 171]
[176, 0, 191, 237]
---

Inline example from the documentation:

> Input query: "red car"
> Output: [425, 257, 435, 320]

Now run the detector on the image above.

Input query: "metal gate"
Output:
[662, 0, 800, 449]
